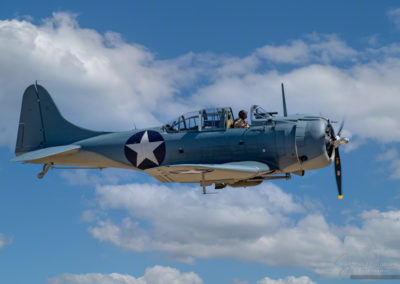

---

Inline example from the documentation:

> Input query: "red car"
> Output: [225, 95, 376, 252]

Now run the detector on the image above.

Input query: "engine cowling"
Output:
[278, 118, 335, 173]
[296, 118, 335, 171]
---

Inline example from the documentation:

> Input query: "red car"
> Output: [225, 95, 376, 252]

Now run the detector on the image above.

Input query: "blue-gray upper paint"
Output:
[14, 84, 334, 178]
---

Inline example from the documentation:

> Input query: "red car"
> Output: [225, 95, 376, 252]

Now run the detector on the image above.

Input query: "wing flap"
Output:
[11, 145, 81, 162]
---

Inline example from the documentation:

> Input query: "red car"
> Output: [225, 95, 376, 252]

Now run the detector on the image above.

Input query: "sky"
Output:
[0, 1, 400, 283]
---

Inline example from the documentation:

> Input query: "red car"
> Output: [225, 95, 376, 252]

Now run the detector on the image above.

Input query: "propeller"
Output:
[329, 120, 348, 199]
[337, 120, 344, 137]
[334, 147, 342, 199]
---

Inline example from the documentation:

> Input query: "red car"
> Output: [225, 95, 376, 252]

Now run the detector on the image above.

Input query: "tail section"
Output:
[15, 83, 105, 154]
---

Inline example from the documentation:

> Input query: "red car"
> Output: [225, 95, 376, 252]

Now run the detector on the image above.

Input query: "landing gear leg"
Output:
[201, 172, 206, 194]
[37, 163, 52, 179]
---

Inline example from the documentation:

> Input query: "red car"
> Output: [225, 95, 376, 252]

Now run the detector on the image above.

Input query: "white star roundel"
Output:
[124, 130, 166, 170]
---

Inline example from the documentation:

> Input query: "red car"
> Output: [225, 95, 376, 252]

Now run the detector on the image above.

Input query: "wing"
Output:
[145, 161, 274, 183]
[11, 145, 81, 163]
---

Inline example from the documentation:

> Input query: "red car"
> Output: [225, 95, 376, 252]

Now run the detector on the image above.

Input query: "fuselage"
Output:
[42, 114, 335, 177]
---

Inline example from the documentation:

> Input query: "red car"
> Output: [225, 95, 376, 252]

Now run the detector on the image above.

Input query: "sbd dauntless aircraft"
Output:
[12, 83, 349, 198]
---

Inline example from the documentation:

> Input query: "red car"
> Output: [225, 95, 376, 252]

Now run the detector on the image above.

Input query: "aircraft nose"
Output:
[295, 119, 333, 171]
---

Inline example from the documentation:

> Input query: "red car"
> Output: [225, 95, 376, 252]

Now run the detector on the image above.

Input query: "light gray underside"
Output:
[145, 161, 272, 183]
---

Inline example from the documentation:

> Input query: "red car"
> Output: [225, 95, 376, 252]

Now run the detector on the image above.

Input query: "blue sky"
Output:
[1, 1, 400, 284]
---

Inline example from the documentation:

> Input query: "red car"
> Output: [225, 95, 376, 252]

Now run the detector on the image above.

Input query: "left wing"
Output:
[145, 161, 274, 183]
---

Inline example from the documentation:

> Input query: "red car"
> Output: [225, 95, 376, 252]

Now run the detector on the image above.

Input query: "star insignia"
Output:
[125, 131, 165, 168]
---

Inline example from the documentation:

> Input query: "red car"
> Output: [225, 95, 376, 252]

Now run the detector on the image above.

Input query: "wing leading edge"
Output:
[145, 161, 274, 183]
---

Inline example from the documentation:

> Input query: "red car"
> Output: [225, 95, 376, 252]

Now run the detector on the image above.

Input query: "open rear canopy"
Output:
[165, 107, 235, 132]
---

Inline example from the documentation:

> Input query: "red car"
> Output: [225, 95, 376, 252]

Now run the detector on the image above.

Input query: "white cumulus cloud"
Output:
[85, 182, 400, 277]
[256, 34, 356, 64]
[377, 148, 400, 179]
[256, 275, 316, 284]
[0, 13, 204, 147]
[388, 8, 400, 29]
[47, 265, 202, 284]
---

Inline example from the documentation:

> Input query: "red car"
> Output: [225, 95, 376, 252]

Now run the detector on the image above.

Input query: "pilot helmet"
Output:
[239, 110, 247, 119]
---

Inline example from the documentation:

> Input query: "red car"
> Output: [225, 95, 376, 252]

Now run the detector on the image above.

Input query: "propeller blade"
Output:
[335, 147, 343, 199]
[337, 120, 345, 137]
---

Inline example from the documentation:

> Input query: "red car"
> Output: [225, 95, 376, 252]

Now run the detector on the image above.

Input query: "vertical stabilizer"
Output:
[15, 84, 105, 154]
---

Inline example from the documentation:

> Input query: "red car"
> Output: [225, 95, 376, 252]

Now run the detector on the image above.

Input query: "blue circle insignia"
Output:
[124, 130, 166, 170]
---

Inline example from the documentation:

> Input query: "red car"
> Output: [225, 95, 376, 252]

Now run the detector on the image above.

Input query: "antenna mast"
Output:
[281, 83, 288, 117]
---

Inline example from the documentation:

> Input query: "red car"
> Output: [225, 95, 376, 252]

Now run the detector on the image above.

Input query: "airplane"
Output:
[12, 83, 349, 198]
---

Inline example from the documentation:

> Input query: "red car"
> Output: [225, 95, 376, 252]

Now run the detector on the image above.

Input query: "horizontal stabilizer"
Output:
[11, 145, 81, 162]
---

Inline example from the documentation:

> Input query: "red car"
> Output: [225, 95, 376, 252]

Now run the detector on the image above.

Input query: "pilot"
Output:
[233, 110, 250, 128]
